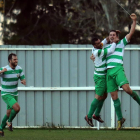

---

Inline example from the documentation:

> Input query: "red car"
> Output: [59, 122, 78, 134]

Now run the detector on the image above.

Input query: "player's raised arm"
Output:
[101, 37, 109, 48]
[126, 13, 137, 42]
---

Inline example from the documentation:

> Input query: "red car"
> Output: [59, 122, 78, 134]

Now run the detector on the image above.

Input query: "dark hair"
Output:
[8, 53, 17, 62]
[91, 37, 99, 45]
[109, 30, 119, 36]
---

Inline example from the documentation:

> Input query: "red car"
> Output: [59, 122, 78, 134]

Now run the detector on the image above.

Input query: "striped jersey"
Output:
[92, 39, 116, 75]
[0, 65, 25, 96]
[106, 37, 128, 68]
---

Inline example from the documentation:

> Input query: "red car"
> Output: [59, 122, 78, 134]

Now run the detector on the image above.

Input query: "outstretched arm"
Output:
[101, 37, 109, 48]
[126, 13, 137, 42]
[105, 37, 119, 55]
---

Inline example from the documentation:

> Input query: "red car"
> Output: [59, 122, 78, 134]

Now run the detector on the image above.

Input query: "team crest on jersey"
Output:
[17, 74, 20, 77]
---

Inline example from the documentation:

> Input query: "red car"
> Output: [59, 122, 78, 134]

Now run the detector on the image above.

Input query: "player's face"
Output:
[94, 39, 103, 49]
[109, 32, 117, 43]
[10, 56, 18, 67]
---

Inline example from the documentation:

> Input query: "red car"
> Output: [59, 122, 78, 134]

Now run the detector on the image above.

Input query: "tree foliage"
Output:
[1, 0, 140, 45]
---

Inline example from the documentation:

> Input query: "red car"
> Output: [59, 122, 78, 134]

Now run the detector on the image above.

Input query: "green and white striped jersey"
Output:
[0, 65, 25, 96]
[106, 37, 128, 69]
[92, 39, 116, 75]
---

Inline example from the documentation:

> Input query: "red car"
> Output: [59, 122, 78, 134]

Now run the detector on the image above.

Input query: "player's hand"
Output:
[130, 13, 137, 21]
[106, 36, 109, 43]
[21, 79, 26, 85]
[1, 68, 7, 73]
[116, 30, 121, 34]
[90, 54, 95, 61]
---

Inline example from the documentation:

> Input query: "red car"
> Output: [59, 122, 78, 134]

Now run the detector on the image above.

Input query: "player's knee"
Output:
[111, 95, 117, 100]
[98, 96, 103, 100]
[16, 106, 20, 113]
[14, 105, 20, 112]
[6, 112, 10, 117]
[95, 94, 103, 100]
[111, 93, 118, 100]
[13, 103, 20, 112]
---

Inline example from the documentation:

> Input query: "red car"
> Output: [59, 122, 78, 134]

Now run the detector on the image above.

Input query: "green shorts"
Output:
[107, 66, 129, 93]
[2, 94, 18, 110]
[94, 74, 107, 96]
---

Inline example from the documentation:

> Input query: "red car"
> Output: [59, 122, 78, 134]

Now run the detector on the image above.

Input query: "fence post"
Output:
[111, 98, 115, 128]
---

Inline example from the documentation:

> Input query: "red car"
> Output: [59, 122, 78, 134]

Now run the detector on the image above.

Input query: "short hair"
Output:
[109, 30, 119, 36]
[91, 37, 99, 45]
[8, 53, 17, 62]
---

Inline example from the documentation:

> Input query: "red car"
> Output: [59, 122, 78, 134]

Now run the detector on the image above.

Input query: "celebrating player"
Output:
[106, 13, 139, 130]
[0, 53, 26, 136]
[85, 36, 119, 127]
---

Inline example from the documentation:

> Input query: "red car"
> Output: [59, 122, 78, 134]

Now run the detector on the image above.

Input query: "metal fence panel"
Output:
[0, 45, 139, 128]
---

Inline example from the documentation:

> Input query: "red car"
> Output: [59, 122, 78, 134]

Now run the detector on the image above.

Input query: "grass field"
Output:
[1, 129, 140, 140]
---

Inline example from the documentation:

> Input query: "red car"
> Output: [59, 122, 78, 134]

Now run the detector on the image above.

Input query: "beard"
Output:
[98, 45, 103, 49]
[11, 62, 17, 68]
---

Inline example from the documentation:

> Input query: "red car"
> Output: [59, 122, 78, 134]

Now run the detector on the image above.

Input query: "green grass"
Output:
[1, 129, 140, 140]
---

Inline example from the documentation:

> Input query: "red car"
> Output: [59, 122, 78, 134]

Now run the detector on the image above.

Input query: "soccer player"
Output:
[85, 36, 119, 127]
[106, 13, 139, 130]
[0, 53, 26, 136]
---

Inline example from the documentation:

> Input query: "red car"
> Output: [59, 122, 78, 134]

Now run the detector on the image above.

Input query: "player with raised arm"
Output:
[106, 13, 139, 130]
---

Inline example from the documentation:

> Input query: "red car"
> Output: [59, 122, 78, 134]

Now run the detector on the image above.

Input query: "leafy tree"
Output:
[0, 0, 140, 45]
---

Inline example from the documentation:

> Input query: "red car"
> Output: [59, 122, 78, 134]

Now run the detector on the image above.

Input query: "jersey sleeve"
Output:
[0, 67, 3, 71]
[92, 48, 106, 58]
[104, 42, 116, 56]
[93, 43, 116, 58]
[118, 37, 129, 48]
[101, 38, 108, 48]
[0, 67, 4, 75]
[19, 69, 25, 80]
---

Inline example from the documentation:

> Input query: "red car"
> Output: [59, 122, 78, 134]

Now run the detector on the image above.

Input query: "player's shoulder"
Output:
[2, 65, 9, 69]
[117, 37, 128, 45]
[92, 47, 102, 51]
[0, 65, 10, 71]
[16, 65, 23, 70]
[92, 47, 95, 52]
[92, 47, 102, 54]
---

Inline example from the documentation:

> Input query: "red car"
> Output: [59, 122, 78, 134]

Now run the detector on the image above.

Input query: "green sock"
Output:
[130, 91, 140, 105]
[88, 98, 100, 118]
[0, 115, 9, 131]
[113, 98, 123, 121]
[8, 109, 17, 122]
[94, 99, 105, 116]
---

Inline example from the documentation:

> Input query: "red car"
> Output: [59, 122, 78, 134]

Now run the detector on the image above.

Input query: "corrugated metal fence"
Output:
[0, 44, 140, 129]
